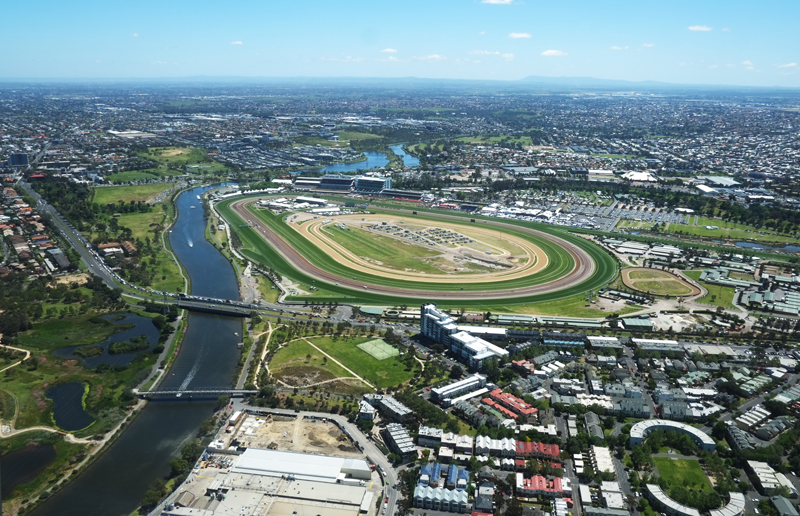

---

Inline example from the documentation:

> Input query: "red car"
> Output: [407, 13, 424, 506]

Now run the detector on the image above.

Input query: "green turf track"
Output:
[216, 196, 618, 307]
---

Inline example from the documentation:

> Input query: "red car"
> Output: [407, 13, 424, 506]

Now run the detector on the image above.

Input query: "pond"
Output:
[0, 445, 57, 499]
[291, 151, 390, 175]
[46, 382, 94, 432]
[52, 313, 160, 368]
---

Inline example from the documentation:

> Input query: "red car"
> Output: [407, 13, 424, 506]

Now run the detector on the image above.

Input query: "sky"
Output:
[2, 0, 799, 87]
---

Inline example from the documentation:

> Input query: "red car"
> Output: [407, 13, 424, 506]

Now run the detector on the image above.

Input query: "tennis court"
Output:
[357, 339, 400, 360]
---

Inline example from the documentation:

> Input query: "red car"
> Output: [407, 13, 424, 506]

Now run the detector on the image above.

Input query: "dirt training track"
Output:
[228, 199, 598, 300]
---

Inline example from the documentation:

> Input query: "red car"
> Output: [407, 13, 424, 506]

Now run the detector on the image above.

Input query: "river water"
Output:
[31, 185, 242, 516]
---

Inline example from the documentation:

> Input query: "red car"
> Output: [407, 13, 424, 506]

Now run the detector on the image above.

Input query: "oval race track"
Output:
[227, 198, 598, 301]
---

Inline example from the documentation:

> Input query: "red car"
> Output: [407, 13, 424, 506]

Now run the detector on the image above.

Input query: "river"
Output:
[31, 185, 242, 516]
[290, 144, 419, 176]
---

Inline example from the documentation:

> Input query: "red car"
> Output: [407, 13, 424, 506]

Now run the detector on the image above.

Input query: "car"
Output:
[754, 510, 759, 515]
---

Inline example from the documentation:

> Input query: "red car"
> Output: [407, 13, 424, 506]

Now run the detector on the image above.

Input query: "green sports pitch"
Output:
[357, 339, 401, 361]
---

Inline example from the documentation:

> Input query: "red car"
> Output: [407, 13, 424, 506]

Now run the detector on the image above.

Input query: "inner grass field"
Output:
[653, 457, 713, 492]
[623, 269, 698, 297]
[216, 195, 619, 308]
[319, 223, 443, 274]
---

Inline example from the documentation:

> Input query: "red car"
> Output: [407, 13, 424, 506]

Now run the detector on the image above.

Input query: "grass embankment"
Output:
[216, 197, 618, 308]
[653, 457, 712, 493]
[683, 271, 738, 309]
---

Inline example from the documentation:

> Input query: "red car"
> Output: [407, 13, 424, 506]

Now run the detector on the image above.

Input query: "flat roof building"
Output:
[431, 374, 488, 403]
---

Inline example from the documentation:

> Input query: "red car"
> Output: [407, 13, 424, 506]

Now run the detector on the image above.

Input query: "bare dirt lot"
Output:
[53, 273, 90, 286]
[230, 414, 362, 458]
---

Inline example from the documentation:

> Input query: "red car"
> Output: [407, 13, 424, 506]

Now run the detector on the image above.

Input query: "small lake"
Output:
[46, 382, 94, 431]
[0, 445, 57, 498]
[389, 144, 420, 167]
[735, 241, 800, 252]
[52, 313, 160, 368]
[291, 151, 390, 175]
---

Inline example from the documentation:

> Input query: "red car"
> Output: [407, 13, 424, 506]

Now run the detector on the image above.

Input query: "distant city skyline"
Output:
[3, 0, 798, 87]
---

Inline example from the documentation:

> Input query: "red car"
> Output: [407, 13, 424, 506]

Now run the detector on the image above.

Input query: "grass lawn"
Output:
[671, 216, 798, 244]
[93, 184, 173, 205]
[683, 271, 737, 309]
[308, 336, 416, 389]
[255, 275, 280, 303]
[653, 457, 712, 492]
[338, 131, 381, 141]
[269, 340, 352, 385]
[114, 211, 184, 293]
[108, 169, 183, 183]
[487, 292, 640, 318]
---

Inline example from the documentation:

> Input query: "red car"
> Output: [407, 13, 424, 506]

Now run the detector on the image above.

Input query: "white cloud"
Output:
[688, 25, 712, 31]
[501, 53, 514, 61]
[642, 43, 655, 48]
[541, 49, 567, 57]
[479, 31, 486, 35]
[470, 50, 497, 55]
[709, 64, 719, 69]
[415, 54, 446, 62]
[742, 60, 753, 66]
[611, 46, 629, 51]
[721, 28, 730, 31]
[230, 41, 243, 45]
[132, 33, 139, 37]
[483, 0, 514, 3]
[778, 62, 797, 68]
[381, 48, 397, 53]
[508, 32, 532, 39]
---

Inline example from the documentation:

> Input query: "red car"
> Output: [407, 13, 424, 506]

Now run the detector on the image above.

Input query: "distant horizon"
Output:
[1, 73, 799, 92]
[3, 0, 797, 88]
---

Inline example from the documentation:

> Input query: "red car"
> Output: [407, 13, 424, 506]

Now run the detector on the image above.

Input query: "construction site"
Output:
[160, 412, 385, 516]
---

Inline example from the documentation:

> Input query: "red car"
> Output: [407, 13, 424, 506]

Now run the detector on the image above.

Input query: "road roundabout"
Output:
[215, 195, 618, 307]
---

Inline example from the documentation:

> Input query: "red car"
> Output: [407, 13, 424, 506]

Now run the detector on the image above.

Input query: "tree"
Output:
[450, 365, 464, 379]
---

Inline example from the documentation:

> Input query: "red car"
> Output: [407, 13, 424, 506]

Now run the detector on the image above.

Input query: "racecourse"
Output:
[216, 195, 618, 306]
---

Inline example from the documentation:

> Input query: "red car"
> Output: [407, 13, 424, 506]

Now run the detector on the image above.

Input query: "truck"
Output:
[229, 411, 242, 426]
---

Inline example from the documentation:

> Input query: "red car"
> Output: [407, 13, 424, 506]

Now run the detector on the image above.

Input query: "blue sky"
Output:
[2, 0, 798, 87]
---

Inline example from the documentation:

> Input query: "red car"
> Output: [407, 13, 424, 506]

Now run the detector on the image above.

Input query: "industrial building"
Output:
[160, 448, 376, 516]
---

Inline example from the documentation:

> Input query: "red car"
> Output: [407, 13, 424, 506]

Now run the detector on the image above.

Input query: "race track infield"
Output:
[217, 196, 618, 305]
[621, 267, 701, 297]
